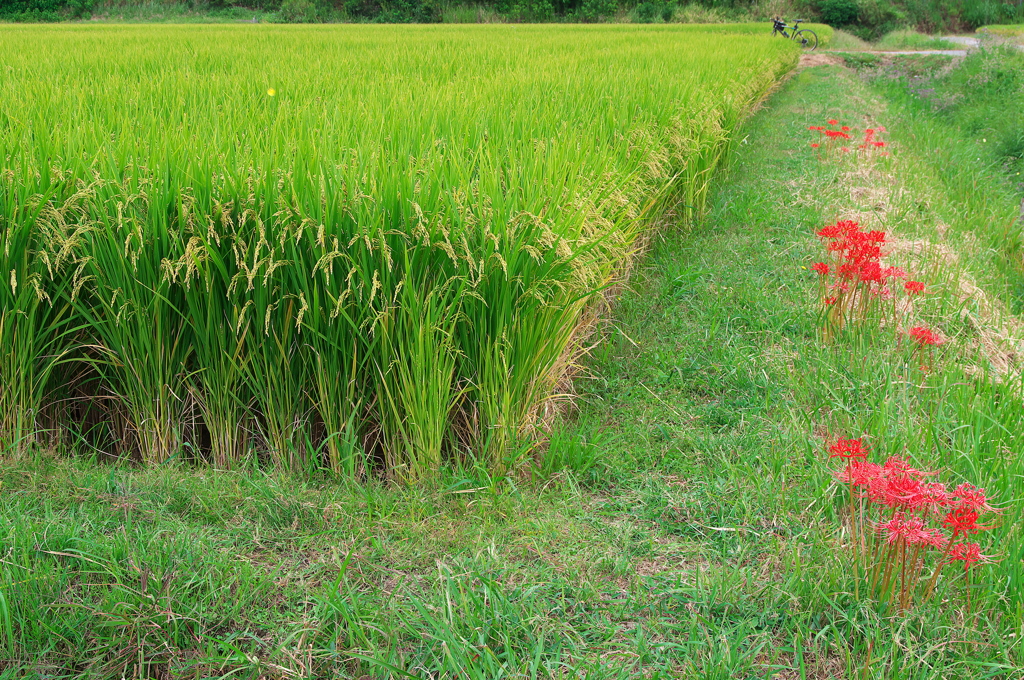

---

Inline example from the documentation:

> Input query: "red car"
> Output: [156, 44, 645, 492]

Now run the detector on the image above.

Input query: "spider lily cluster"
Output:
[808, 119, 887, 159]
[811, 219, 940, 358]
[828, 438, 998, 612]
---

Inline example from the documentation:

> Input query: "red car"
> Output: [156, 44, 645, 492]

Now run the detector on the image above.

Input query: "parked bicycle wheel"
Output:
[795, 29, 818, 51]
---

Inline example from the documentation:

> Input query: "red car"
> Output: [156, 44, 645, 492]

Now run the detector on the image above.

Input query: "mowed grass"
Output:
[0, 24, 797, 480]
[2, 55, 1023, 677]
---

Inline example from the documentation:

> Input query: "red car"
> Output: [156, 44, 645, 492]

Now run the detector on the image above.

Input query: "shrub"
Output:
[817, 0, 857, 26]
[279, 0, 317, 21]
[630, 0, 665, 22]
[576, 0, 617, 21]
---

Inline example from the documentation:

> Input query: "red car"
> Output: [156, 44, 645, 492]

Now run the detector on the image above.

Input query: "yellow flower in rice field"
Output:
[267, 88, 276, 97]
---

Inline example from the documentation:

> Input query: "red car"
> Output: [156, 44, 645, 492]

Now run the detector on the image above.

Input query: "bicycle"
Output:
[772, 18, 818, 51]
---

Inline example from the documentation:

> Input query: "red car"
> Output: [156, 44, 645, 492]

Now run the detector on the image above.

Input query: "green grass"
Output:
[867, 45, 1024, 184]
[827, 28, 957, 53]
[2, 53, 1022, 677]
[874, 29, 955, 50]
[0, 24, 797, 478]
[828, 28, 872, 50]
[979, 24, 1024, 36]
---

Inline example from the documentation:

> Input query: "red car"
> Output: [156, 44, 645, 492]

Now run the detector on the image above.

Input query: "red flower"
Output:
[946, 542, 992, 572]
[841, 146, 850, 153]
[943, 506, 990, 538]
[907, 482, 952, 513]
[835, 460, 882, 487]
[811, 262, 830, 275]
[828, 437, 868, 460]
[841, 126, 851, 131]
[824, 296, 838, 305]
[953, 483, 997, 513]
[904, 280, 925, 295]
[909, 326, 943, 346]
[828, 119, 839, 125]
[879, 513, 928, 545]
[882, 456, 928, 479]
[873, 141, 886, 148]
[858, 261, 884, 283]
[878, 512, 909, 544]
[871, 474, 923, 509]
[883, 266, 906, 280]
[811, 143, 820, 148]
[922, 527, 948, 549]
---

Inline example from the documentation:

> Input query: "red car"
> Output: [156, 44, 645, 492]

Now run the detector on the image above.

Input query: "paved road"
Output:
[874, 50, 968, 56]
[941, 34, 1023, 52]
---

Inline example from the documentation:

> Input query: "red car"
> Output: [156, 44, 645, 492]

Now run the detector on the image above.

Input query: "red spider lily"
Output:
[946, 542, 993, 572]
[904, 280, 925, 295]
[873, 141, 886, 148]
[879, 513, 929, 545]
[908, 482, 952, 514]
[859, 261, 884, 283]
[921, 527, 948, 549]
[828, 119, 839, 125]
[811, 143, 820, 148]
[811, 262, 831, 275]
[872, 474, 924, 509]
[823, 433, 997, 610]
[943, 506, 991, 538]
[904, 517, 931, 545]
[953, 483, 998, 513]
[878, 513, 908, 544]
[841, 126, 851, 131]
[824, 296, 838, 305]
[909, 326, 943, 346]
[883, 266, 907, 279]
[835, 460, 882, 487]
[829, 437, 869, 460]
[816, 220, 858, 239]
[813, 216, 924, 334]
[882, 456, 929, 479]
[841, 146, 850, 153]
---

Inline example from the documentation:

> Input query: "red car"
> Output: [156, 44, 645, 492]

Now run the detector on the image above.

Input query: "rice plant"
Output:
[0, 23, 798, 478]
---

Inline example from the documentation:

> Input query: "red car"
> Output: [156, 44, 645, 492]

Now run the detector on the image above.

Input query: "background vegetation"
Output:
[2, 0, 1023, 30]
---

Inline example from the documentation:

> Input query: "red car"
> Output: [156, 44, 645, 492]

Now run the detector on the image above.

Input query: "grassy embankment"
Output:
[2, 42, 1023, 679]
[979, 23, 1024, 47]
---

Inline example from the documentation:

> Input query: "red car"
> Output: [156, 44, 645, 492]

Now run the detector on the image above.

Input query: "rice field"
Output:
[0, 24, 797, 479]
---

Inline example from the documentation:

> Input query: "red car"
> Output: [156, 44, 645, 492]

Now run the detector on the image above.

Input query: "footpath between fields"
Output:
[565, 51, 1024, 678]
